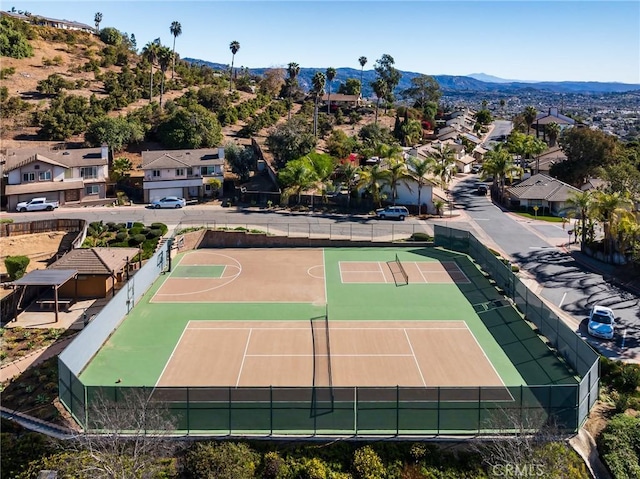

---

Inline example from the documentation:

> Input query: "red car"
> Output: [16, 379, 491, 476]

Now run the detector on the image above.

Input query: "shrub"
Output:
[147, 229, 162, 239]
[409, 232, 433, 242]
[598, 414, 640, 479]
[151, 222, 168, 235]
[128, 234, 146, 246]
[115, 232, 128, 242]
[353, 445, 385, 479]
[182, 441, 258, 479]
[4, 255, 30, 280]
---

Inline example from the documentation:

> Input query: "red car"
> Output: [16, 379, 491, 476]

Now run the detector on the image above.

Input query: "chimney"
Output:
[549, 107, 558, 116]
[101, 143, 109, 160]
[218, 147, 225, 160]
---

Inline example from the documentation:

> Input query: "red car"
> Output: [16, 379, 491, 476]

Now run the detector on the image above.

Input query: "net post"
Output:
[270, 385, 273, 436]
[396, 385, 400, 436]
[228, 386, 232, 435]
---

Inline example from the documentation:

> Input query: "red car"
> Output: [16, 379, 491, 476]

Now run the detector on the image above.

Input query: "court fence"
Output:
[56, 224, 599, 437]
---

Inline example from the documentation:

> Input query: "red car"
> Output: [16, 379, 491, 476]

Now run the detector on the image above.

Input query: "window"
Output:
[86, 185, 99, 195]
[152, 170, 161, 178]
[201, 166, 217, 175]
[38, 171, 52, 181]
[81, 166, 97, 179]
[176, 168, 185, 176]
[187, 168, 193, 176]
[22, 172, 35, 182]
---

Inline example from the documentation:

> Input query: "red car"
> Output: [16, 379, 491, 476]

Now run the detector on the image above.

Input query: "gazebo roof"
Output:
[12, 269, 78, 287]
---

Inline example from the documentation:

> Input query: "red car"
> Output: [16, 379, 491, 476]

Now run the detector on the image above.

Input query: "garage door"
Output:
[150, 188, 183, 202]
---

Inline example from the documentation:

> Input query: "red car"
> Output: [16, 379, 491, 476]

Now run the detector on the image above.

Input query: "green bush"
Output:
[115, 232, 128, 242]
[147, 229, 162, 239]
[182, 441, 258, 479]
[409, 232, 433, 242]
[151, 222, 168, 234]
[598, 414, 640, 479]
[128, 234, 146, 246]
[4, 256, 30, 280]
[353, 445, 385, 479]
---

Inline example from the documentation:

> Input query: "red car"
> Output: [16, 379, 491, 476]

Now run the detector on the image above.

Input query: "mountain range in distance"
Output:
[184, 58, 640, 95]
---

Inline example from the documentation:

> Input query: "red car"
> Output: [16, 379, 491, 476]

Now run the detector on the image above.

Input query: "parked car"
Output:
[375, 206, 409, 220]
[151, 196, 186, 209]
[587, 305, 616, 340]
[16, 197, 59, 212]
[471, 164, 482, 174]
[477, 184, 489, 195]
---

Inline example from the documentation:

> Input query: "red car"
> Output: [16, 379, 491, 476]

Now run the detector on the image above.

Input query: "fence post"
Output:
[270, 386, 273, 436]
[437, 387, 441, 435]
[228, 386, 232, 435]
[477, 387, 482, 434]
[354, 387, 358, 436]
[396, 386, 400, 436]
[186, 387, 190, 434]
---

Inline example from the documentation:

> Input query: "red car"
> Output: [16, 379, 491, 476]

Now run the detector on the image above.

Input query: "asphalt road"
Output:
[3, 195, 638, 361]
[450, 174, 639, 362]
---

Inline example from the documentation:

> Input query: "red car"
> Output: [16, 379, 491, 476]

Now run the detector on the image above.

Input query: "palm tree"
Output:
[481, 144, 521, 200]
[358, 56, 367, 96]
[94, 12, 102, 34]
[286, 62, 300, 119]
[339, 162, 360, 209]
[545, 122, 561, 147]
[326, 67, 336, 114]
[357, 163, 389, 208]
[591, 191, 634, 256]
[142, 41, 160, 103]
[229, 41, 240, 92]
[565, 190, 594, 251]
[279, 158, 316, 205]
[156, 46, 173, 108]
[371, 78, 387, 125]
[169, 21, 182, 80]
[311, 72, 326, 137]
[523, 106, 537, 134]
[407, 155, 435, 216]
[384, 158, 412, 205]
[429, 144, 457, 190]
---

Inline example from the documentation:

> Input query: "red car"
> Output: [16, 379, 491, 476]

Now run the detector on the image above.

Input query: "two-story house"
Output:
[2, 146, 109, 211]
[141, 148, 225, 203]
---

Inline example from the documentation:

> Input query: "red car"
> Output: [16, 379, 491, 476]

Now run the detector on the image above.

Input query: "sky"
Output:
[9, 1, 640, 84]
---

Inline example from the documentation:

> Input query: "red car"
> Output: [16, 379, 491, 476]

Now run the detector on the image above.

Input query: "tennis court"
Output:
[76, 246, 578, 434]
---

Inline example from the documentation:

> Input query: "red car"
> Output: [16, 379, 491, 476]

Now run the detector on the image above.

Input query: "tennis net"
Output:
[395, 253, 409, 285]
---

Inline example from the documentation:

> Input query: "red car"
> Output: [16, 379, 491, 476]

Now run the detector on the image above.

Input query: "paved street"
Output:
[2, 191, 638, 362]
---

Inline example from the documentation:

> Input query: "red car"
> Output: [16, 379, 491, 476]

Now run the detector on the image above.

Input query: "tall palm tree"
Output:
[339, 162, 360, 209]
[566, 190, 594, 251]
[371, 78, 387, 125]
[279, 158, 317, 205]
[384, 157, 412, 205]
[94, 12, 102, 34]
[326, 67, 336, 114]
[311, 71, 326, 137]
[156, 46, 173, 108]
[481, 144, 521, 200]
[142, 41, 160, 103]
[591, 191, 634, 256]
[523, 106, 538, 134]
[545, 122, 561, 147]
[407, 155, 435, 216]
[229, 40, 240, 92]
[169, 21, 182, 80]
[429, 144, 457, 190]
[358, 56, 367, 96]
[357, 163, 389, 208]
[286, 62, 300, 119]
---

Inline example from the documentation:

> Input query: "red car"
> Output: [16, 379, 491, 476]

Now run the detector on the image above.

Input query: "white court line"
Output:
[322, 249, 328, 303]
[235, 328, 253, 388]
[414, 262, 429, 283]
[462, 323, 511, 395]
[187, 326, 468, 331]
[621, 328, 627, 349]
[245, 354, 415, 357]
[404, 329, 426, 387]
[338, 261, 345, 284]
[154, 320, 191, 388]
[377, 261, 388, 283]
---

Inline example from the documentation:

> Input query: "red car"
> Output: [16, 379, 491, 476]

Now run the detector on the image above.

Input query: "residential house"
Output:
[48, 247, 140, 298]
[141, 148, 225, 203]
[2, 146, 109, 211]
[455, 154, 476, 174]
[580, 178, 609, 192]
[321, 93, 361, 109]
[1, 11, 94, 33]
[532, 146, 567, 175]
[505, 173, 582, 215]
[533, 107, 575, 142]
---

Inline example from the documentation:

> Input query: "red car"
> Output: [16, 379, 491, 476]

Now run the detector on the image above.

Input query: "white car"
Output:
[587, 305, 616, 340]
[375, 206, 409, 221]
[151, 196, 186, 209]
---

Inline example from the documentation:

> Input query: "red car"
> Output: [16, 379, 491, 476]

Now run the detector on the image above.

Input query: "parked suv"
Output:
[375, 206, 409, 220]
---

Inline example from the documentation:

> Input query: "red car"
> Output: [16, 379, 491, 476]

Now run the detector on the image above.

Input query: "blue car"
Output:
[588, 305, 616, 340]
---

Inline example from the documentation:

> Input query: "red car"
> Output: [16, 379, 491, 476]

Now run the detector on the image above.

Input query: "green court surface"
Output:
[79, 247, 578, 390]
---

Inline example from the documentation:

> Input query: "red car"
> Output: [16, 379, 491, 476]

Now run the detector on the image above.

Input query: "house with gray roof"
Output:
[505, 173, 581, 215]
[532, 146, 567, 175]
[533, 107, 576, 142]
[141, 148, 225, 203]
[2, 146, 109, 211]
